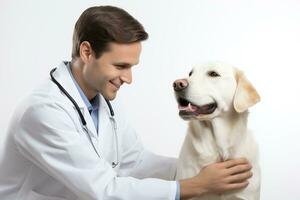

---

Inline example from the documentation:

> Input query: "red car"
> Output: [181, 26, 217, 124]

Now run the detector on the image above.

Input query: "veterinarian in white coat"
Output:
[0, 5, 253, 200]
[0, 61, 178, 200]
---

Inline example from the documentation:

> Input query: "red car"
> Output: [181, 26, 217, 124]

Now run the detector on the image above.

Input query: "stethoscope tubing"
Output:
[50, 67, 119, 168]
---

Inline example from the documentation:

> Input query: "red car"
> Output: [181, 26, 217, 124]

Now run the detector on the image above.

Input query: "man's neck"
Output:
[70, 60, 97, 101]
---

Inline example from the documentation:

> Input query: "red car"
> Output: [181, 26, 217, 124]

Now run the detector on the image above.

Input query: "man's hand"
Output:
[179, 158, 252, 199]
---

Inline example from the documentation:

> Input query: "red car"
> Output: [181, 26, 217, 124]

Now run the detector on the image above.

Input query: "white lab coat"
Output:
[0, 62, 178, 200]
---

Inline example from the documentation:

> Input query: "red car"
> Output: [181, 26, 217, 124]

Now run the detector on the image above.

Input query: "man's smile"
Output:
[109, 80, 121, 90]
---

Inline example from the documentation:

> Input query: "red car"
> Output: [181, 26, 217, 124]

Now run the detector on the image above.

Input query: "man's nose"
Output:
[173, 79, 188, 91]
[120, 68, 132, 84]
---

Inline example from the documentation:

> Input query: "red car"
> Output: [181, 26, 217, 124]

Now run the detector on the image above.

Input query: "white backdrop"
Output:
[1, 0, 300, 199]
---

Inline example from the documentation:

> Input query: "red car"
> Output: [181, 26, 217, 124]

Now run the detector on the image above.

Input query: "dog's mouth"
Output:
[177, 97, 217, 116]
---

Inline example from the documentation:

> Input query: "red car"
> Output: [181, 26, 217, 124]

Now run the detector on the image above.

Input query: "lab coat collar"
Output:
[51, 61, 100, 138]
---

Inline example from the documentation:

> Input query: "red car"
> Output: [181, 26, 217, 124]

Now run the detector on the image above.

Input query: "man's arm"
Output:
[15, 102, 178, 200]
[112, 104, 252, 199]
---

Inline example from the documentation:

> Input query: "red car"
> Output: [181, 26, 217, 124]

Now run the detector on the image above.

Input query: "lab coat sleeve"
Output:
[118, 128, 178, 180]
[115, 111, 178, 180]
[14, 102, 177, 200]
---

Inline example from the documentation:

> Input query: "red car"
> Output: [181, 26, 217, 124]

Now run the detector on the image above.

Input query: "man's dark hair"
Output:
[71, 6, 148, 59]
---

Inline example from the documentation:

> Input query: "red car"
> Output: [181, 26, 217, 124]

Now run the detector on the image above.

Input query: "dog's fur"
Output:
[174, 62, 260, 200]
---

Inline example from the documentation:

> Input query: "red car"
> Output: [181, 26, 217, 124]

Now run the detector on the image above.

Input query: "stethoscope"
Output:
[50, 67, 119, 168]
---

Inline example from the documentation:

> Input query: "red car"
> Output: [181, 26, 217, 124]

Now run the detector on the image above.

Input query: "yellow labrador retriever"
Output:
[174, 62, 260, 200]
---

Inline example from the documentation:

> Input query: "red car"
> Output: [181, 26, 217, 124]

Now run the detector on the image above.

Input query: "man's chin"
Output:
[107, 95, 116, 101]
[102, 91, 117, 101]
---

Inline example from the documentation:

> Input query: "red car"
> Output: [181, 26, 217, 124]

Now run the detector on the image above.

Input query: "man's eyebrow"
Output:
[113, 62, 138, 67]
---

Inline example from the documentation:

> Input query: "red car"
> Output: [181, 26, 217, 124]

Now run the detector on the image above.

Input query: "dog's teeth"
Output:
[189, 103, 198, 112]
[178, 103, 198, 112]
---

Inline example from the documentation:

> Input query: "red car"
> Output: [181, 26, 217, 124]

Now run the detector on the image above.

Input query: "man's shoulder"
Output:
[14, 80, 72, 121]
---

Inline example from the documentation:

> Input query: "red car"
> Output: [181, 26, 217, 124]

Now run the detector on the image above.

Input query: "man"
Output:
[0, 6, 252, 199]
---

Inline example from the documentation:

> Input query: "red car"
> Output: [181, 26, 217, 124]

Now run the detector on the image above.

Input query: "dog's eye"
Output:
[207, 71, 220, 77]
[189, 70, 193, 77]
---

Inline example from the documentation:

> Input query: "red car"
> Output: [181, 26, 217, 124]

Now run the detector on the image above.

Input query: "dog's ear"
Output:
[233, 70, 260, 113]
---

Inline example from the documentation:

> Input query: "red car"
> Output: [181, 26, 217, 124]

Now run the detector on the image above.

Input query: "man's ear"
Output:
[233, 69, 260, 113]
[79, 41, 94, 63]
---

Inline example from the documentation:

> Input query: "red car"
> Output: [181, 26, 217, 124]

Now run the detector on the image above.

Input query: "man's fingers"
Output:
[222, 158, 249, 168]
[227, 171, 253, 183]
[225, 181, 249, 190]
[226, 164, 252, 175]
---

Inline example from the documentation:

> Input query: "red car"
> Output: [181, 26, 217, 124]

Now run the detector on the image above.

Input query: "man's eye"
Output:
[189, 71, 193, 77]
[114, 65, 125, 69]
[114, 64, 131, 69]
[207, 71, 220, 77]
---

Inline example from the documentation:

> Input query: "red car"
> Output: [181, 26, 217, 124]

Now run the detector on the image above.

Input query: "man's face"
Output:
[83, 42, 141, 100]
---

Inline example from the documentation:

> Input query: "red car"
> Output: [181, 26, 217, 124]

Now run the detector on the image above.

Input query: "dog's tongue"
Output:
[178, 103, 198, 112]
[179, 103, 217, 114]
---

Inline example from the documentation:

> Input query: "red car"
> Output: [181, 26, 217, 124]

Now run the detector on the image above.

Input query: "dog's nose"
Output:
[173, 79, 188, 91]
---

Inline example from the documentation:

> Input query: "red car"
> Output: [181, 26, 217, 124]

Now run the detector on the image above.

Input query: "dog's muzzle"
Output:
[173, 79, 217, 117]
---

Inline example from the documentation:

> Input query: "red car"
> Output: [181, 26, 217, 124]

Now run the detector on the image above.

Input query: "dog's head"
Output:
[173, 62, 260, 120]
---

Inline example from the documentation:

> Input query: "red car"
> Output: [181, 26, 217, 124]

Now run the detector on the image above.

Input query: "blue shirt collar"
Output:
[66, 62, 99, 112]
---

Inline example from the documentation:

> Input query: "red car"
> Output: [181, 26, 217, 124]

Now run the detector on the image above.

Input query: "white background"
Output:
[1, 0, 300, 199]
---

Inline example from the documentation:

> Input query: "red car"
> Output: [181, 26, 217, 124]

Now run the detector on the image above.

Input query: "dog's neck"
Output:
[192, 110, 249, 161]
